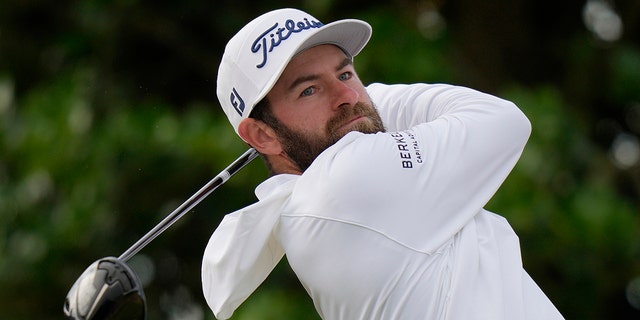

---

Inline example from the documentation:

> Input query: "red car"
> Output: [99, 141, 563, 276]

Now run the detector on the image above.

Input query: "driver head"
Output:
[64, 257, 146, 320]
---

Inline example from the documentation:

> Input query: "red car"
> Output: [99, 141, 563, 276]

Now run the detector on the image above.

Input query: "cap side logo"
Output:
[252, 17, 324, 68]
[230, 88, 245, 116]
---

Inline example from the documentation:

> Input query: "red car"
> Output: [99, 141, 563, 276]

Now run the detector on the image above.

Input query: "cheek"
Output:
[277, 103, 332, 132]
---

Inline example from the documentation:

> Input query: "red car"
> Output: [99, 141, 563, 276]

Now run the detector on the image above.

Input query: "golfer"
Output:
[202, 8, 563, 320]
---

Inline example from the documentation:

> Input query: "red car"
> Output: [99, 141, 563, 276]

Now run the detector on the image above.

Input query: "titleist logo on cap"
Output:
[251, 17, 324, 68]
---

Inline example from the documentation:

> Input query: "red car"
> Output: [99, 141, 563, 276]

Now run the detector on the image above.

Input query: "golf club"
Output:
[64, 148, 260, 320]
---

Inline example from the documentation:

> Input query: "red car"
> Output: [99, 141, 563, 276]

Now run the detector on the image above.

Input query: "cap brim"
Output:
[296, 19, 372, 59]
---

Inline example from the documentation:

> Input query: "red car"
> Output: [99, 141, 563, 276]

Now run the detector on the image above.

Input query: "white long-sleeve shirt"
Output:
[202, 83, 563, 319]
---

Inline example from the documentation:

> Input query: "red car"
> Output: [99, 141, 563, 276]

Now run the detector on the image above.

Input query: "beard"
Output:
[270, 101, 386, 172]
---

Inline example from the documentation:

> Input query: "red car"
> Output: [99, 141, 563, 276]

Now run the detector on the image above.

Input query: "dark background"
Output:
[1, 0, 639, 319]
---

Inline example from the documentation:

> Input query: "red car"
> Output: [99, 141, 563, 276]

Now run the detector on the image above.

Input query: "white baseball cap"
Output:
[216, 8, 372, 135]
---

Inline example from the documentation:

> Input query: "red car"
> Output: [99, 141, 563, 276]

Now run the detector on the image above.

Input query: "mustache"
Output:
[325, 102, 376, 133]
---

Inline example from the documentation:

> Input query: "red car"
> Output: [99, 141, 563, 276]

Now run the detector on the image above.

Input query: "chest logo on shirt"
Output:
[390, 131, 423, 168]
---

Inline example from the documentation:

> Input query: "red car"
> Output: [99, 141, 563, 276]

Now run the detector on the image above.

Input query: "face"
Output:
[265, 44, 385, 171]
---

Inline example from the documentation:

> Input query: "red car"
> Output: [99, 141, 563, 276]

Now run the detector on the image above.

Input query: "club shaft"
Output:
[119, 148, 259, 262]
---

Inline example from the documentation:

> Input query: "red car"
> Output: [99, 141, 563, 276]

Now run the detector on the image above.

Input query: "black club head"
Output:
[64, 257, 146, 320]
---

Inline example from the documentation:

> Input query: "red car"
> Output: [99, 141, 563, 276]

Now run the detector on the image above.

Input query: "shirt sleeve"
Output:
[201, 198, 286, 319]
[318, 83, 532, 252]
[368, 82, 530, 133]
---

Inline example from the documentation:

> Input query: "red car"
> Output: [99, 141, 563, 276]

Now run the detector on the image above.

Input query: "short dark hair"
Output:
[249, 97, 275, 126]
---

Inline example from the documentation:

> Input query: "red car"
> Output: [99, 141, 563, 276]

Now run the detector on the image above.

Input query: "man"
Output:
[202, 8, 563, 320]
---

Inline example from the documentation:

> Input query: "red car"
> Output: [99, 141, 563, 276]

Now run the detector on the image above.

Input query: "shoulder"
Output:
[298, 132, 418, 195]
[288, 132, 418, 221]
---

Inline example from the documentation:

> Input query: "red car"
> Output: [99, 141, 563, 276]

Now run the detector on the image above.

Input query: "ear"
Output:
[237, 118, 283, 155]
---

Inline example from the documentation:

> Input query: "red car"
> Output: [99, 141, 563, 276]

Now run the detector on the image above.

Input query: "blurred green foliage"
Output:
[1, 0, 639, 319]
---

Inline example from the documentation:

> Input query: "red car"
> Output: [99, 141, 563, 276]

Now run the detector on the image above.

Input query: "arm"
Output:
[369, 82, 530, 137]
[323, 83, 531, 251]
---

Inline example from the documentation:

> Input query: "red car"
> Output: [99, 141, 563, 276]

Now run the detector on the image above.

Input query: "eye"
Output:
[301, 87, 315, 97]
[339, 72, 352, 81]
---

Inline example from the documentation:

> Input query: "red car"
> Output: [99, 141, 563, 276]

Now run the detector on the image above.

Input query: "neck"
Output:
[265, 153, 303, 176]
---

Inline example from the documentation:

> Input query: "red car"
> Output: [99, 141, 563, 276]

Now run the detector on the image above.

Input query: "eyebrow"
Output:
[287, 58, 353, 91]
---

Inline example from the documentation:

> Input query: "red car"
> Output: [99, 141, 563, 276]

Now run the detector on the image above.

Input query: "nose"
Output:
[331, 80, 359, 110]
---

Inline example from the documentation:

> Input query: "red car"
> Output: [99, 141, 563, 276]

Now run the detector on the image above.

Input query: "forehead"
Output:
[289, 44, 349, 70]
[272, 44, 350, 89]
[292, 44, 350, 64]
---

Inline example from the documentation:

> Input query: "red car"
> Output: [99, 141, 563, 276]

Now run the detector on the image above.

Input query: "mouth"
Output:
[346, 115, 366, 126]
[338, 115, 367, 131]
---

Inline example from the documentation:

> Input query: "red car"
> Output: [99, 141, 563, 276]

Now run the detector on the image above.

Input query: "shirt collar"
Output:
[255, 173, 298, 200]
